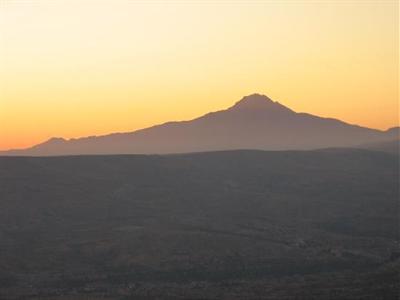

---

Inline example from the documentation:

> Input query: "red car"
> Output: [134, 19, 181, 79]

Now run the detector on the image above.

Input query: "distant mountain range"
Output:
[2, 94, 399, 156]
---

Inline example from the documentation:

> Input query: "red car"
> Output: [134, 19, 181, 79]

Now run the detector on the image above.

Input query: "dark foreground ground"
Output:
[0, 149, 398, 299]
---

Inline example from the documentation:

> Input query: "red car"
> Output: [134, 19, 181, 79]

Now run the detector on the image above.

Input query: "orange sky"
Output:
[0, 0, 398, 150]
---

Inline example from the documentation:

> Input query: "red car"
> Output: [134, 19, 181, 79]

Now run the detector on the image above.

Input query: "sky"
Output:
[0, 0, 398, 150]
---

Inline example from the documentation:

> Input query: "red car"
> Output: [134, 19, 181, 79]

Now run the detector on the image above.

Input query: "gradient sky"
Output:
[0, 0, 398, 150]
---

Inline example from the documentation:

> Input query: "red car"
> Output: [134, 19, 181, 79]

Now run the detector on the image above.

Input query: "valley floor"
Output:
[0, 150, 398, 299]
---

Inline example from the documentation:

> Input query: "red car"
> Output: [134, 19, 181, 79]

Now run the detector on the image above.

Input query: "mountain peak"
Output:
[230, 93, 293, 113]
[36, 137, 66, 147]
[46, 137, 66, 144]
[384, 126, 400, 138]
[233, 94, 273, 108]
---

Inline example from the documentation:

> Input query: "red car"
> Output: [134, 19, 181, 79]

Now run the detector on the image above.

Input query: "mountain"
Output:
[359, 139, 400, 154]
[1, 94, 397, 156]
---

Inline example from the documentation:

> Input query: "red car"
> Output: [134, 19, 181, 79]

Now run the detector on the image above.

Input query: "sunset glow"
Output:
[1, 0, 398, 150]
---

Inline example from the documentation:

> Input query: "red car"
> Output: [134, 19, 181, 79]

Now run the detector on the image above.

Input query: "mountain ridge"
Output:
[1, 94, 397, 156]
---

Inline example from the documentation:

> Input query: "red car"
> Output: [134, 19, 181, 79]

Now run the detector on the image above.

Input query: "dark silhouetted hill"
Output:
[1, 94, 397, 156]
